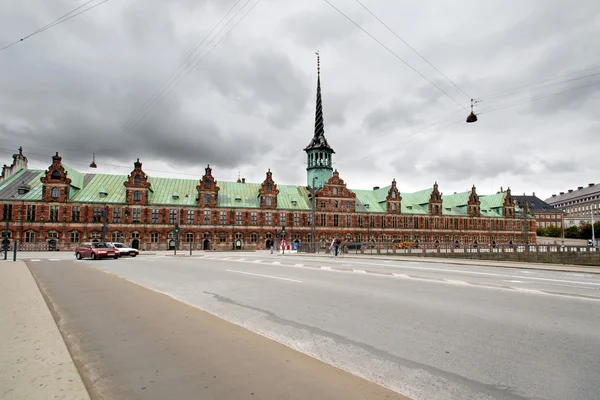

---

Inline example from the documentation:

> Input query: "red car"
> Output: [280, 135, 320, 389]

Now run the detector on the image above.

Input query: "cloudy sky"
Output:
[1, 0, 598, 200]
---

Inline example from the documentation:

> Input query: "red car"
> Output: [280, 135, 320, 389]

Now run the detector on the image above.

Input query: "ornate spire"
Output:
[304, 51, 333, 152]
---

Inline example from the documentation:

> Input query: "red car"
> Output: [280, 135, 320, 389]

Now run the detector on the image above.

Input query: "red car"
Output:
[75, 242, 118, 260]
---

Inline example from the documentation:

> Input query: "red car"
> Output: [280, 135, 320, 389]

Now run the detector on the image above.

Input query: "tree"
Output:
[546, 224, 561, 238]
[536, 227, 547, 236]
[564, 225, 580, 239]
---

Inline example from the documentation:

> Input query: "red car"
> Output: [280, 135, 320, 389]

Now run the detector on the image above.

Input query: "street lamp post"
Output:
[310, 177, 318, 253]
[591, 207, 596, 246]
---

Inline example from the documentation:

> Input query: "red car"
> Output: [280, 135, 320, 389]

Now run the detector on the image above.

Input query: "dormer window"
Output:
[392, 203, 397, 210]
[266, 197, 272, 207]
[291, 199, 297, 206]
[99, 188, 108, 198]
[134, 175, 142, 185]
[204, 194, 211, 205]
[17, 183, 31, 195]
[266, 183, 272, 192]
[364, 204, 370, 209]
[133, 191, 141, 202]
[204, 180, 212, 189]
[51, 187, 60, 199]
[333, 187, 338, 195]
[392, 191, 396, 199]
[407, 205, 412, 210]
[235, 195, 241, 202]
[172, 192, 179, 200]
[51, 170, 61, 180]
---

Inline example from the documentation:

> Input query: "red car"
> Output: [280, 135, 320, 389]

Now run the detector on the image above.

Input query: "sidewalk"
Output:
[292, 252, 600, 274]
[0, 261, 90, 400]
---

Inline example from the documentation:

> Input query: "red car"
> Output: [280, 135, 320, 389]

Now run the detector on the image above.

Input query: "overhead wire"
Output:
[322, 0, 468, 112]
[353, 0, 471, 100]
[0, 0, 109, 52]
[118, 0, 245, 134]
[118, 0, 262, 139]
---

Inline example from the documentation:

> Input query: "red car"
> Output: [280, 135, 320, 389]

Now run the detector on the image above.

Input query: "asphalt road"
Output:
[26, 252, 600, 400]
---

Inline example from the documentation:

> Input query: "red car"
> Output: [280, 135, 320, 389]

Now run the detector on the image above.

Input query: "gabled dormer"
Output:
[467, 185, 481, 217]
[124, 158, 151, 205]
[259, 169, 279, 209]
[197, 165, 220, 208]
[317, 170, 356, 212]
[428, 182, 443, 216]
[502, 187, 515, 218]
[386, 179, 401, 214]
[40, 152, 71, 202]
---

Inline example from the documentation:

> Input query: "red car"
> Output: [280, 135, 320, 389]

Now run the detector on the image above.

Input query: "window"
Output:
[49, 206, 60, 222]
[203, 210, 211, 224]
[265, 212, 272, 225]
[51, 170, 61, 180]
[25, 230, 35, 243]
[219, 233, 226, 243]
[186, 232, 194, 242]
[358, 215, 363, 226]
[333, 187, 338, 195]
[151, 209, 159, 224]
[382, 216, 386, 228]
[235, 211, 242, 225]
[92, 207, 103, 223]
[204, 194, 211, 205]
[333, 214, 339, 227]
[131, 232, 140, 239]
[266, 183, 272, 192]
[320, 214, 326, 226]
[133, 191, 141, 202]
[266, 197, 272, 207]
[48, 231, 58, 239]
[251, 212, 257, 225]
[2, 204, 12, 221]
[280, 212, 286, 226]
[251, 233, 258, 242]
[51, 187, 60, 199]
[169, 209, 177, 224]
[370, 215, 375, 228]
[71, 206, 80, 222]
[392, 217, 398, 228]
[111, 231, 123, 242]
[134, 175, 142, 184]
[346, 215, 351, 227]
[187, 210, 195, 224]
[112, 208, 122, 223]
[220, 211, 226, 225]
[26, 205, 36, 221]
[334, 200, 338, 209]
[150, 232, 159, 243]
[308, 213, 313, 226]
[320, 201, 326, 209]
[132, 208, 141, 223]
[69, 231, 80, 243]
[392, 191, 396, 199]
[392, 203, 397, 211]
[205, 180, 212, 189]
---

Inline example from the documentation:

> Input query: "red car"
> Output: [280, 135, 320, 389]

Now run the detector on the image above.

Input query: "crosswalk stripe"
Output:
[31, 259, 41, 262]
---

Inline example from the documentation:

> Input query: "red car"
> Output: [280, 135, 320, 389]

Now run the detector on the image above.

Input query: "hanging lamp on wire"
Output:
[466, 98, 478, 123]
[89, 153, 97, 168]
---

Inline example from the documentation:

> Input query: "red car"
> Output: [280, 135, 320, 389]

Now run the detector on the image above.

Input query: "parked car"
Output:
[75, 242, 118, 260]
[107, 242, 139, 257]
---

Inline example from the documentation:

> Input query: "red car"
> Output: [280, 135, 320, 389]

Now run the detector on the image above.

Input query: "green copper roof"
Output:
[70, 173, 127, 203]
[62, 164, 84, 189]
[353, 189, 387, 213]
[147, 177, 198, 206]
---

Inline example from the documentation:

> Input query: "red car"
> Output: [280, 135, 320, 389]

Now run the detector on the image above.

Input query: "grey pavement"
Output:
[27, 259, 409, 400]
[51, 251, 600, 400]
[0, 260, 90, 400]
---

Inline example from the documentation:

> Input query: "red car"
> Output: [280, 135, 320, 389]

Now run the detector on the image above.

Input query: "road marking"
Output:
[226, 269, 302, 283]
[506, 280, 524, 283]
[30, 259, 41, 262]
[444, 279, 471, 285]
[236, 258, 246, 262]
[222, 257, 231, 260]
[272, 261, 281, 265]
[512, 287, 546, 295]
[253, 260, 262, 263]
[514, 276, 600, 286]
[520, 271, 533, 274]
[321, 266, 332, 270]
[353, 269, 367, 274]
[294, 263, 304, 267]
[49, 258, 61, 261]
[392, 273, 410, 279]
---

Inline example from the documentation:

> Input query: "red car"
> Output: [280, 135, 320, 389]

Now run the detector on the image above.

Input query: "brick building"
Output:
[545, 184, 599, 228]
[0, 59, 532, 251]
[513, 194, 564, 232]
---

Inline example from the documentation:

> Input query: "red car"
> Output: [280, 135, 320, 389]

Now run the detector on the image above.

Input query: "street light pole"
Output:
[310, 177, 318, 253]
[591, 207, 596, 246]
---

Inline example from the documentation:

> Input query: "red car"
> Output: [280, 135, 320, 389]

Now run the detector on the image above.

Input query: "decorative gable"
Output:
[386, 179, 401, 214]
[428, 182, 442, 216]
[259, 169, 279, 209]
[197, 165, 220, 208]
[502, 187, 515, 218]
[467, 185, 481, 217]
[124, 158, 151, 205]
[40, 152, 71, 202]
[316, 170, 356, 212]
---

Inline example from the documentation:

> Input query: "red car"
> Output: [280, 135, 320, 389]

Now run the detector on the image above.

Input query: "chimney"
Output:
[242, 178, 245, 183]
[552, 194, 556, 197]
[578, 186, 583, 190]
[373, 186, 380, 190]
[532, 192, 535, 197]
[560, 192, 564, 195]
[589, 183, 595, 187]
[568, 190, 573, 193]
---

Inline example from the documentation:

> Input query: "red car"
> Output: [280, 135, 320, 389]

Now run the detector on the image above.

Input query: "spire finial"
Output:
[18, 146, 22, 155]
[315, 50, 320, 76]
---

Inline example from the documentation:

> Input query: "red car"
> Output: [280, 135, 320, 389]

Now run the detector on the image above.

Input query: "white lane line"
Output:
[49, 258, 61, 261]
[321, 266, 332, 270]
[353, 269, 367, 274]
[253, 260, 262, 263]
[512, 287, 546, 295]
[514, 276, 600, 286]
[294, 263, 304, 267]
[506, 280, 524, 283]
[520, 271, 534, 274]
[272, 261, 281, 265]
[392, 273, 410, 279]
[444, 279, 471, 285]
[236, 258, 246, 262]
[30, 259, 41, 262]
[222, 257, 231, 260]
[226, 269, 303, 283]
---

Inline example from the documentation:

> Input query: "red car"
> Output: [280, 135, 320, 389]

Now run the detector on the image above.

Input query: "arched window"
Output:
[133, 191, 141, 202]
[266, 183, 272, 192]
[204, 180, 212, 189]
[266, 197, 272, 206]
[334, 200, 338, 209]
[134, 175, 142, 184]
[204, 194, 211, 205]
[51, 170, 61, 180]
[392, 191, 396, 199]
[51, 187, 60, 199]
[333, 187, 338, 195]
